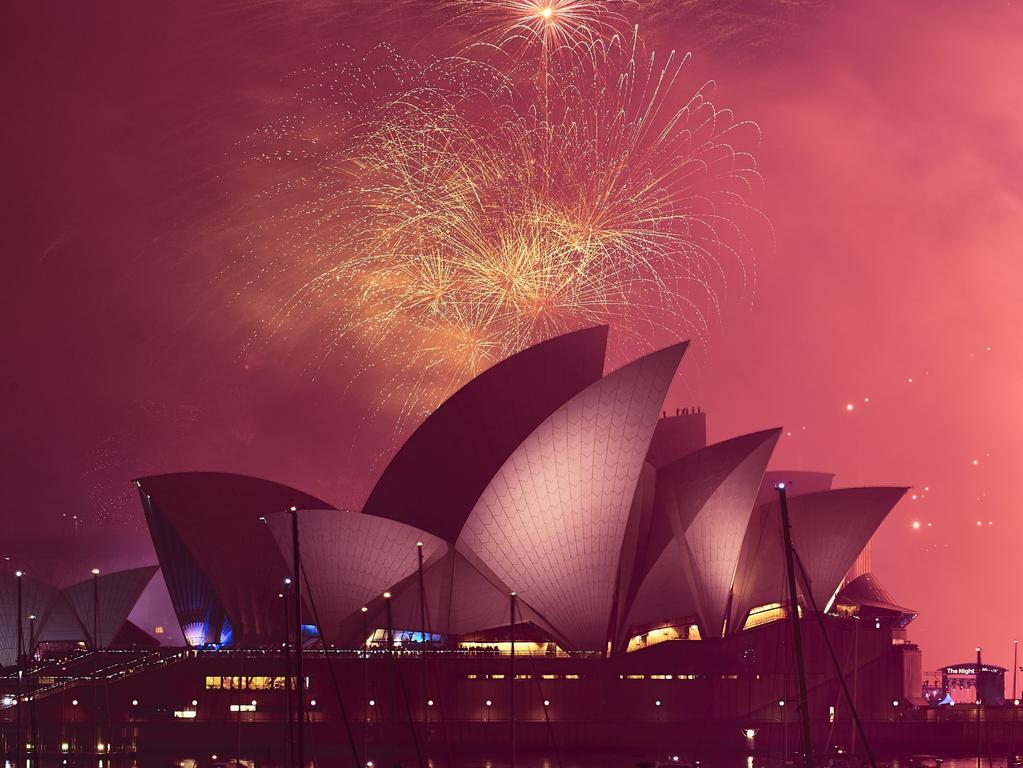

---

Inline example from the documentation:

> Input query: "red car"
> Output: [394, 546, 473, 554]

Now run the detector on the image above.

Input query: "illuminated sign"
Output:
[942, 665, 1002, 675]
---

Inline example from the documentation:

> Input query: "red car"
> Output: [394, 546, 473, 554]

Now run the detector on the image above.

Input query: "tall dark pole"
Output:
[16, 570, 24, 768]
[417, 542, 428, 732]
[290, 508, 305, 768]
[282, 580, 295, 768]
[92, 569, 100, 650]
[776, 485, 813, 768]
[1014, 639, 1020, 701]
[416, 542, 427, 643]
[510, 592, 517, 768]
[1011, 640, 1019, 768]
[361, 606, 369, 760]
[28, 614, 37, 761]
[91, 568, 101, 762]
[385, 591, 396, 765]
[977, 647, 983, 768]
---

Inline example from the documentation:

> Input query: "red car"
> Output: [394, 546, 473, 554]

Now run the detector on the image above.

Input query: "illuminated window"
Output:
[564, 674, 581, 680]
[205, 676, 306, 690]
[721, 674, 738, 680]
[832, 601, 857, 618]
[541, 674, 557, 680]
[650, 674, 673, 680]
[742, 603, 802, 631]
[229, 704, 256, 713]
[367, 628, 442, 647]
[625, 674, 645, 680]
[458, 640, 566, 656]
[173, 710, 197, 719]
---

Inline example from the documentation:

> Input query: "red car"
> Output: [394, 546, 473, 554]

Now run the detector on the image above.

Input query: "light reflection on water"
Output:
[2, 759, 1019, 768]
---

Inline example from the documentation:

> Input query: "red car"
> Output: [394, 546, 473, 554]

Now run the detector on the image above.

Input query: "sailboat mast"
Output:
[777, 484, 814, 768]
[290, 507, 305, 768]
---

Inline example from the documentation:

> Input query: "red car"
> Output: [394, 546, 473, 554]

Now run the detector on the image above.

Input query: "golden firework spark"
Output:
[445, 0, 632, 58]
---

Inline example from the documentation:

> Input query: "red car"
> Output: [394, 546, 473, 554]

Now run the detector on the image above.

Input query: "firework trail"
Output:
[226, 13, 763, 423]
[443, 0, 633, 62]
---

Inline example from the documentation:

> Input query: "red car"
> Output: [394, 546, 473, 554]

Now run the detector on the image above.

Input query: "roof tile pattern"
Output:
[729, 487, 907, 632]
[789, 488, 907, 611]
[138, 472, 331, 645]
[63, 566, 159, 649]
[0, 574, 60, 667]
[755, 471, 835, 506]
[365, 326, 609, 542]
[655, 430, 780, 637]
[458, 343, 687, 649]
[620, 540, 696, 636]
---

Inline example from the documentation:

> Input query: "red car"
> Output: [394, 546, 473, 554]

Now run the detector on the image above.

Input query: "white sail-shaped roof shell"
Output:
[729, 487, 907, 633]
[457, 343, 687, 650]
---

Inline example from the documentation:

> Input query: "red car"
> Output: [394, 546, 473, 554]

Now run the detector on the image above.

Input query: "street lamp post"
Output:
[510, 591, 517, 768]
[1014, 639, 1019, 702]
[15, 570, 24, 768]
[384, 590, 395, 767]
[288, 507, 304, 768]
[1011, 639, 1019, 768]
[91, 568, 101, 763]
[91, 569, 101, 649]
[28, 613, 38, 760]
[776, 484, 813, 768]
[360, 605, 369, 760]
[976, 647, 983, 768]
[282, 579, 294, 768]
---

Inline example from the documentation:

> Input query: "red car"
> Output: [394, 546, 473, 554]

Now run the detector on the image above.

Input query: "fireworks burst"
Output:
[444, 0, 632, 60]
[227, 24, 763, 421]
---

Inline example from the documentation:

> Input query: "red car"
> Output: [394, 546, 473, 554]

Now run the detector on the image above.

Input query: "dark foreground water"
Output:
[4, 757, 1020, 768]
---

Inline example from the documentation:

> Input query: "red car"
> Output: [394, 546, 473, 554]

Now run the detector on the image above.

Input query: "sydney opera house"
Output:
[3, 328, 938, 760]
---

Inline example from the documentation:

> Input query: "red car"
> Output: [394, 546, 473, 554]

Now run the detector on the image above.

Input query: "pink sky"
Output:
[3, 1, 1021, 681]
